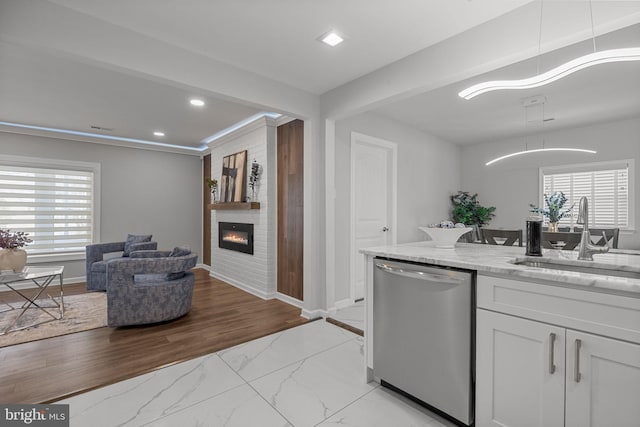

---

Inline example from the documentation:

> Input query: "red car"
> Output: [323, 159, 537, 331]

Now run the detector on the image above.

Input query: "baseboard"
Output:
[275, 292, 303, 308]
[325, 297, 355, 316]
[301, 308, 328, 320]
[334, 298, 355, 310]
[207, 271, 326, 319]
[208, 270, 273, 300]
[326, 306, 338, 316]
[61, 275, 84, 285]
[196, 263, 212, 272]
[64, 275, 85, 286]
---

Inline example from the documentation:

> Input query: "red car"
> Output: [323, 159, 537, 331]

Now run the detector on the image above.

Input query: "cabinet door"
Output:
[566, 330, 640, 427]
[476, 309, 565, 427]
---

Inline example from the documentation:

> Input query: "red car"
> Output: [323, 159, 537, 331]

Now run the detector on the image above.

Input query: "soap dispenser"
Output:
[525, 215, 543, 256]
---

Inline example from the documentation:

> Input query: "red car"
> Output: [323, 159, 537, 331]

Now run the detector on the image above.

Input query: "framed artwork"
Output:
[220, 150, 247, 202]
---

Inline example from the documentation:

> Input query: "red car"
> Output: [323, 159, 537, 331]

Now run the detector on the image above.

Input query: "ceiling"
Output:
[0, 41, 265, 148]
[374, 23, 640, 145]
[0, 0, 639, 150]
[43, 0, 532, 94]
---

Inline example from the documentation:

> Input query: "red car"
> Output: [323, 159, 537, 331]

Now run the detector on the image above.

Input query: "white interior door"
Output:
[350, 132, 396, 301]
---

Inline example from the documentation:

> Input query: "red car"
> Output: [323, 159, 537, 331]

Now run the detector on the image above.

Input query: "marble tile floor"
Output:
[57, 320, 454, 427]
[331, 300, 364, 332]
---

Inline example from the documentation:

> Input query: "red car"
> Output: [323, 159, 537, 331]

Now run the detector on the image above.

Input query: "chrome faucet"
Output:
[576, 196, 609, 260]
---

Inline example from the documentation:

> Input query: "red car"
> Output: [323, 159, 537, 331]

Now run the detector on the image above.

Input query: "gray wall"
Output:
[333, 112, 461, 302]
[0, 132, 202, 281]
[461, 117, 640, 249]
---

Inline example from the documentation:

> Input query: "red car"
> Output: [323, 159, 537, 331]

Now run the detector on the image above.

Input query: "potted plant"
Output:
[0, 229, 32, 272]
[450, 191, 496, 241]
[247, 159, 261, 202]
[205, 177, 218, 202]
[529, 191, 574, 232]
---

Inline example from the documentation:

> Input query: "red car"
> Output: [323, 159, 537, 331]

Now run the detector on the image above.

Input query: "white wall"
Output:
[209, 119, 277, 298]
[460, 117, 640, 249]
[332, 112, 461, 303]
[0, 131, 202, 281]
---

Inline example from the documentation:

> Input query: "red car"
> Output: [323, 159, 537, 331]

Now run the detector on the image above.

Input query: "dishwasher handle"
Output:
[375, 261, 465, 285]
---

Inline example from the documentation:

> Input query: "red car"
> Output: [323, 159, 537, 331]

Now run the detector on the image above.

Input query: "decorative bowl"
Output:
[419, 226, 473, 249]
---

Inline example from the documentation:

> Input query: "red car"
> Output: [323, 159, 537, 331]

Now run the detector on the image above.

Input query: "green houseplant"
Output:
[529, 191, 574, 232]
[450, 191, 496, 242]
[450, 191, 496, 226]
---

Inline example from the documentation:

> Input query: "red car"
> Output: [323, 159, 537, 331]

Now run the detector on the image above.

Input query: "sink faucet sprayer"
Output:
[576, 196, 609, 261]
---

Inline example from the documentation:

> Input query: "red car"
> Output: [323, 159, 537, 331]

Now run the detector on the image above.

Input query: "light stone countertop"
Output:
[361, 241, 640, 297]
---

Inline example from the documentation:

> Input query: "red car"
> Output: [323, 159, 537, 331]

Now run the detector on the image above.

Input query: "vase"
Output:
[0, 248, 27, 272]
[548, 222, 559, 233]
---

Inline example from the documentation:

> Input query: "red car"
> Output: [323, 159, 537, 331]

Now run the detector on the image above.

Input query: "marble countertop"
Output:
[361, 242, 640, 297]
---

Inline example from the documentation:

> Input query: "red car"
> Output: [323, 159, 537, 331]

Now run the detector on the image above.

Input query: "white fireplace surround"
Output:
[209, 117, 280, 301]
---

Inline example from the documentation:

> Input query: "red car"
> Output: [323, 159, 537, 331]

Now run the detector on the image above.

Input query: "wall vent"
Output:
[90, 125, 114, 131]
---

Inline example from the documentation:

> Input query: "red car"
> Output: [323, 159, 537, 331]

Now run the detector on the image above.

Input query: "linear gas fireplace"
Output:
[219, 222, 254, 255]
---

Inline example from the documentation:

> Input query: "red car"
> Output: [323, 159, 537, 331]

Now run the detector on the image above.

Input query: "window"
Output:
[540, 160, 634, 230]
[0, 155, 100, 260]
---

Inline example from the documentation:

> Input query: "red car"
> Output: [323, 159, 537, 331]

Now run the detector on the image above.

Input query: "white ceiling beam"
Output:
[320, 1, 640, 121]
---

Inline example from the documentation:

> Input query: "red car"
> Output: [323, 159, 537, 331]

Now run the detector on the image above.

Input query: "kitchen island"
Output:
[361, 242, 640, 427]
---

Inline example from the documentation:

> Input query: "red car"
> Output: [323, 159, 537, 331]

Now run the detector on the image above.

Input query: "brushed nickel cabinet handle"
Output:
[574, 339, 582, 383]
[549, 332, 556, 374]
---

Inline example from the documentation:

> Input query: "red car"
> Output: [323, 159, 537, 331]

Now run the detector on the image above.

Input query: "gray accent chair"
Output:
[85, 240, 158, 291]
[105, 250, 198, 327]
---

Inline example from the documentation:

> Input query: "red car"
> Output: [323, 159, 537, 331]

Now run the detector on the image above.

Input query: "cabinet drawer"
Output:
[477, 274, 640, 344]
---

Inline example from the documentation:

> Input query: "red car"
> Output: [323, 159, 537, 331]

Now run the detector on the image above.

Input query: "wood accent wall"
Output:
[277, 119, 304, 300]
[203, 154, 212, 266]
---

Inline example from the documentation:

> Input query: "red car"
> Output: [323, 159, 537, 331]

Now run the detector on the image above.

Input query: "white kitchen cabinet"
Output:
[477, 309, 640, 427]
[476, 309, 565, 427]
[565, 330, 640, 427]
[476, 274, 640, 427]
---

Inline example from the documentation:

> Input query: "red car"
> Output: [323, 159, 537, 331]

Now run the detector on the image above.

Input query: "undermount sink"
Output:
[512, 258, 640, 280]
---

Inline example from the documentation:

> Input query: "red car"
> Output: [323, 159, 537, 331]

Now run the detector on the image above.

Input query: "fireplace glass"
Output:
[222, 230, 249, 245]
[218, 222, 254, 255]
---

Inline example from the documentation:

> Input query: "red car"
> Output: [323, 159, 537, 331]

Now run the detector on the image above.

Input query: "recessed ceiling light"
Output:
[153, 131, 165, 137]
[318, 30, 344, 47]
[189, 98, 205, 107]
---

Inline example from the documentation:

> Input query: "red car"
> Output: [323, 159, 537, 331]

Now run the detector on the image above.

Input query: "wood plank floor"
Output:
[0, 269, 308, 404]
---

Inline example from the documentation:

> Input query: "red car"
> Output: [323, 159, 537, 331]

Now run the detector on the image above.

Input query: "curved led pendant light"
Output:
[485, 147, 597, 166]
[459, 47, 640, 100]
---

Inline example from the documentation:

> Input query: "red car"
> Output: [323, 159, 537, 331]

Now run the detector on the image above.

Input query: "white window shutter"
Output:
[542, 164, 630, 229]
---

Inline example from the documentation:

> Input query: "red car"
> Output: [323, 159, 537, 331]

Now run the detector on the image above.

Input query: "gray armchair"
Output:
[105, 249, 198, 327]
[85, 237, 157, 291]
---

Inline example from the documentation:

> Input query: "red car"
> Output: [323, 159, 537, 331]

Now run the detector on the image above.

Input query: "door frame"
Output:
[349, 131, 397, 304]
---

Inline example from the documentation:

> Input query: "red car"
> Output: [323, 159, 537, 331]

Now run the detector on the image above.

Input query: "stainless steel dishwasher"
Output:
[373, 258, 475, 427]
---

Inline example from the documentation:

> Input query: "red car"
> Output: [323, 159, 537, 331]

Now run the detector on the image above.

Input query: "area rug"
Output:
[0, 292, 107, 347]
